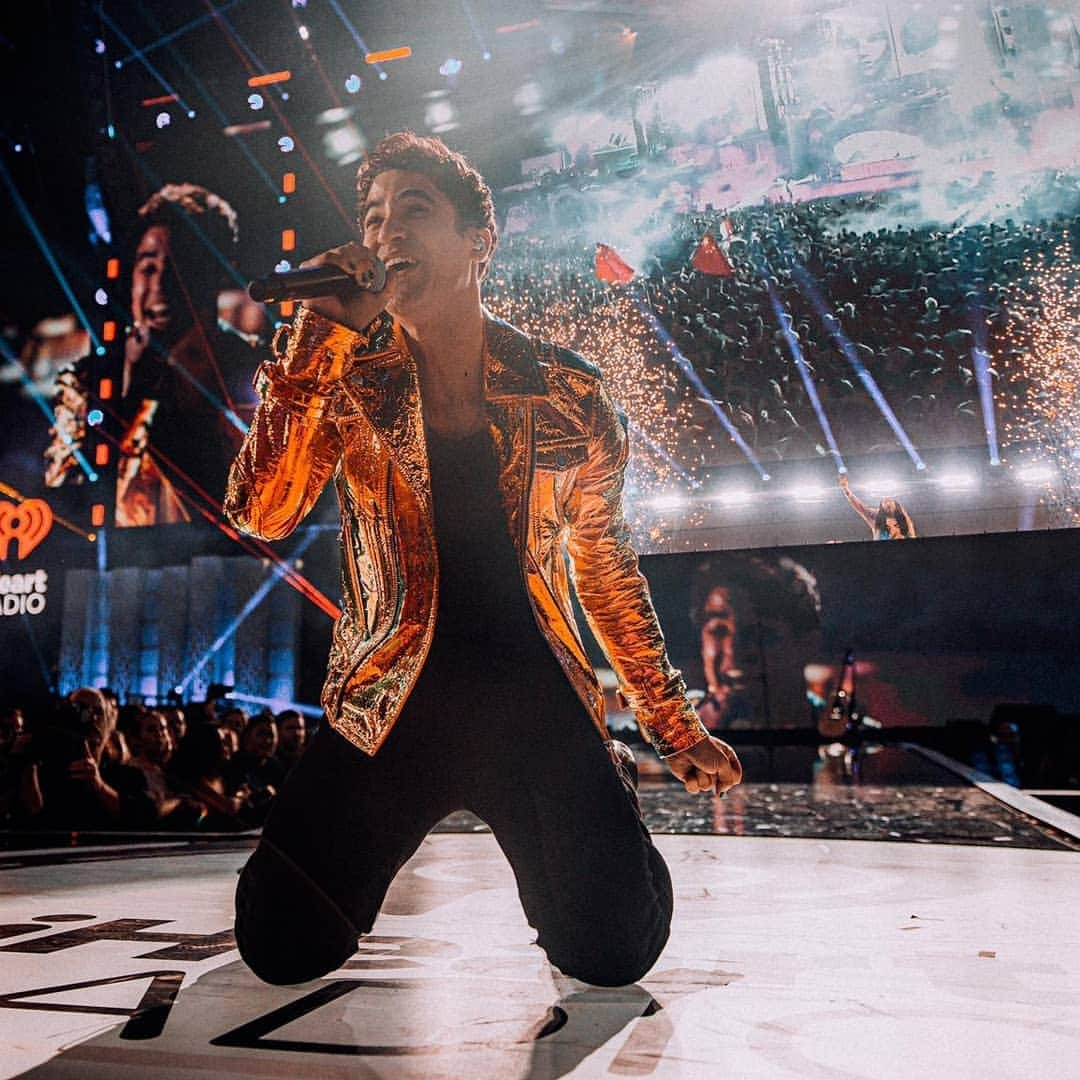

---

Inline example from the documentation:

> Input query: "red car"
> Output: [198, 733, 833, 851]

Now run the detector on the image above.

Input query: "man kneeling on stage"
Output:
[225, 132, 742, 987]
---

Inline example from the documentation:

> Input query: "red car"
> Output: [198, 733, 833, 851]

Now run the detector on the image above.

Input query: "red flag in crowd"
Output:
[691, 232, 734, 276]
[594, 242, 635, 284]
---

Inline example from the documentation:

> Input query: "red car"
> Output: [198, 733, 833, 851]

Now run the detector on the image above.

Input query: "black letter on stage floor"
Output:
[0, 918, 235, 960]
[0, 971, 185, 1040]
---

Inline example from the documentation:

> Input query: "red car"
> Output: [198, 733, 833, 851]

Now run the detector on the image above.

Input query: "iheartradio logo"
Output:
[0, 499, 53, 561]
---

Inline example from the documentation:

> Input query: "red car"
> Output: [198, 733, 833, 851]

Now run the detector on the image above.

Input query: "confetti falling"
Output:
[998, 236, 1080, 526]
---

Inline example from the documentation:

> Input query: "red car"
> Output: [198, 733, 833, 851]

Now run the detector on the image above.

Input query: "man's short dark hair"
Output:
[355, 132, 498, 276]
[135, 182, 239, 293]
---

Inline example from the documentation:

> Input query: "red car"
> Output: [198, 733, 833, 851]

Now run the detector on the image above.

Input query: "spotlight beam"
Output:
[97, 7, 197, 116]
[113, 0, 245, 67]
[638, 301, 771, 481]
[970, 300, 1001, 465]
[0, 344, 99, 486]
[230, 692, 324, 719]
[766, 282, 846, 473]
[790, 264, 926, 471]
[0, 159, 104, 357]
[628, 418, 699, 490]
[323, 0, 387, 80]
[974, 347, 1000, 466]
[176, 528, 323, 698]
[460, 0, 492, 55]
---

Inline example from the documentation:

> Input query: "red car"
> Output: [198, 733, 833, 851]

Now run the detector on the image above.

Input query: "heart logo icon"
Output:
[0, 499, 54, 561]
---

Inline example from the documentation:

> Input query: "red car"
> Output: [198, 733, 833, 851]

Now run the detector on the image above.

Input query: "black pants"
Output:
[235, 642, 673, 987]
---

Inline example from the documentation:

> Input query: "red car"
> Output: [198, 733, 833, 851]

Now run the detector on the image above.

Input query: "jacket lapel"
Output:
[340, 321, 430, 511]
[483, 315, 547, 555]
[341, 313, 559, 532]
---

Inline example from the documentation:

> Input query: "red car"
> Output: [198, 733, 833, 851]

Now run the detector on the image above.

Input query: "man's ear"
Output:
[470, 228, 494, 262]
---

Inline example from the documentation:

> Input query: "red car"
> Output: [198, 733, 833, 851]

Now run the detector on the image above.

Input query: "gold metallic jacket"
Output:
[224, 306, 709, 758]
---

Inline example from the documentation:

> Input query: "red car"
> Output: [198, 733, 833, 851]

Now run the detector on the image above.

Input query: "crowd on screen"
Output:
[0, 687, 309, 832]
[489, 189, 1079, 464]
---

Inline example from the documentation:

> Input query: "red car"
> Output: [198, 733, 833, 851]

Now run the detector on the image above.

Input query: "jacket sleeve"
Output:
[224, 307, 361, 540]
[563, 377, 710, 757]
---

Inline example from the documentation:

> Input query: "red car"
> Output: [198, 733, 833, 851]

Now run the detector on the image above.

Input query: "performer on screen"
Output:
[839, 474, 916, 540]
[225, 132, 742, 988]
[116, 183, 258, 525]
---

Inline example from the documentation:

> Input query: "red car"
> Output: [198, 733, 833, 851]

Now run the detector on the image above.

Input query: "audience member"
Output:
[169, 722, 261, 830]
[26, 688, 157, 829]
[162, 705, 186, 750]
[0, 706, 36, 825]
[227, 714, 285, 824]
[128, 708, 203, 827]
[274, 709, 308, 774]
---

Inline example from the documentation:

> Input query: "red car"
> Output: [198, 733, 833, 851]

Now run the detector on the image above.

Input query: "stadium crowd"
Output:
[487, 188, 1079, 466]
[0, 687, 309, 832]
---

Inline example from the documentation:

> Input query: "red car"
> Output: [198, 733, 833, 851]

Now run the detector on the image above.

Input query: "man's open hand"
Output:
[664, 735, 742, 795]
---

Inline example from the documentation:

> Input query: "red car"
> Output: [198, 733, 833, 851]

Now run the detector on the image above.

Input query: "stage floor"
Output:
[2, 747, 1079, 1079]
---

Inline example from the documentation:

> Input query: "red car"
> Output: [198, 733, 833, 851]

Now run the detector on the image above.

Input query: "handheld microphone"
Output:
[248, 258, 387, 304]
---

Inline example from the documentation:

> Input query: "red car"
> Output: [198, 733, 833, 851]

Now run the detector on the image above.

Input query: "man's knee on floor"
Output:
[234, 841, 359, 985]
[549, 946, 657, 988]
[542, 920, 670, 988]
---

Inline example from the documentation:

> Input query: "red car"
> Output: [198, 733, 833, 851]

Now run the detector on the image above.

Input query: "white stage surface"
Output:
[2, 827, 1079, 1079]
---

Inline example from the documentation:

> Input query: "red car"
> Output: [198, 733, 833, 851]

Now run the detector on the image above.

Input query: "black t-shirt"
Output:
[424, 426, 554, 675]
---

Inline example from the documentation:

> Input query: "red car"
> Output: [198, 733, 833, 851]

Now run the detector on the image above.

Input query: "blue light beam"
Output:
[969, 308, 1001, 467]
[791, 265, 927, 471]
[0, 340, 99, 483]
[973, 347, 1000, 466]
[324, 0, 387, 80]
[175, 530, 320, 696]
[231, 692, 324, 719]
[766, 283, 846, 473]
[97, 7, 198, 115]
[0, 159, 104, 357]
[459, 0, 492, 57]
[113, 0, 245, 67]
[638, 302, 771, 481]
